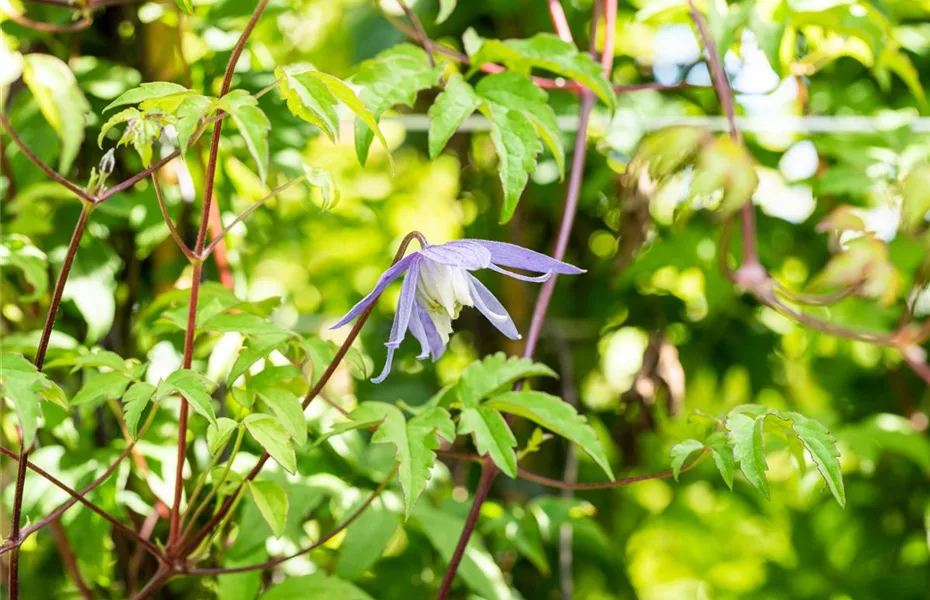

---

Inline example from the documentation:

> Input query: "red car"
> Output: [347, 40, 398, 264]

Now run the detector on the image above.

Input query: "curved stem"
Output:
[5, 11, 92, 33]
[179, 427, 244, 540]
[151, 172, 197, 260]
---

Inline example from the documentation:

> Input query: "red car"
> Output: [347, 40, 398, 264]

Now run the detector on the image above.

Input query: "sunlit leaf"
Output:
[428, 72, 479, 159]
[244, 413, 296, 474]
[122, 382, 155, 439]
[725, 412, 769, 499]
[0, 234, 48, 302]
[0, 353, 65, 448]
[248, 480, 288, 538]
[669, 438, 704, 481]
[260, 573, 374, 600]
[207, 417, 239, 456]
[155, 369, 217, 425]
[104, 81, 192, 112]
[258, 387, 307, 446]
[303, 164, 339, 210]
[219, 90, 271, 184]
[458, 405, 518, 477]
[456, 352, 557, 409]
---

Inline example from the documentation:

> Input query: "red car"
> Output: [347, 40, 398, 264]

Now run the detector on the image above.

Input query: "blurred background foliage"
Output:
[1, 0, 930, 599]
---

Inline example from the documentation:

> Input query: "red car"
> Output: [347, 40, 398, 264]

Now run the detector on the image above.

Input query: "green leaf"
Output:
[428, 73, 479, 159]
[207, 417, 239, 455]
[311, 419, 381, 448]
[484, 391, 614, 479]
[260, 573, 374, 600]
[771, 411, 846, 507]
[725, 412, 769, 499]
[45, 348, 135, 376]
[219, 90, 271, 184]
[903, 164, 930, 232]
[476, 72, 564, 180]
[72, 371, 133, 407]
[458, 405, 518, 477]
[175, 0, 193, 14]
[485, 104, 542, 223]
[0, 353, 64, 448]
[336, 496, 398, 581]
[175, 95, 215, 154]
[457, 352, 557, 409]
[244, 413, 296, 474]
[122, 382, 156, 439]
[200, 312, 292, 336]
[275, 66, 340, 140]
[436, 0, 456, 24]
[349, 402, 455, 518]
[258, 387, 307, 446]
[468, 33, 615, 110]
[706, 431, 735, 490]
[352, 44, 441, 165]
[303, 164, 339, 210]
[22, 54, 90, 173]
[669, 439, 704, 481]
[156, 369, 217, 425]
[307, 70, 395, 171]
[691, 136, 759, 214]
[228, 333, 290, 385]
[98, 108, 139, 147]
[0, 234, 48, 302]
[104, 82, 192, 112]
[247, 480, 288, 538]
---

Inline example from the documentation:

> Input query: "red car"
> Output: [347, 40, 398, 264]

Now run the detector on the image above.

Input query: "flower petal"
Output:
[331, 253, 419, 329]
[371, 346, 397, 384]
[385, 258, 421, 348]
[489, 263, 553, 283]
[467, 274, 521, 340]
[407, 303, 432, 360]
[415, 300, 446, 360]
[419, 240, 492, 270]
[471, 240, 584, 274]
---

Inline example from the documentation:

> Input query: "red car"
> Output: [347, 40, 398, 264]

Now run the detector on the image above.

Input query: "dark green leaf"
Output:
[260, 573, 374, 600]
[72, 371, 133, 407]
[428, 73, 479, 159]
[122, 382, 155, 439]
[0, 353, 64, 448]
[457, 352, 557, 409]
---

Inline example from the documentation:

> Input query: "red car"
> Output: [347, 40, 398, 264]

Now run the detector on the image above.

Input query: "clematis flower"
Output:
[332, 238, 584, 382]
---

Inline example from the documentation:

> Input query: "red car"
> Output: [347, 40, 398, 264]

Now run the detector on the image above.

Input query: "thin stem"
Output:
[181, 231, 427, 556]
[556, 336, 578, 600]
[547, 0, 573, 42]
[183, 465, 398, 576]
[152, 173, 197, 260]
[49, 521, 93, 600]
[5, 11, 93, 33]
[179, 427, 244, 540]
[201, 175, 306, 256]
[167, 0, 271, 552]
[0, 112, 95, 203]
[399, 1, 435, 67]
[130, 565, 172, 600]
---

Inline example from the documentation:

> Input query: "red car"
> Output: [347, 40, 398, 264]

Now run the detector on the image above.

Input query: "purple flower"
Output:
[332, 238, 584, 382]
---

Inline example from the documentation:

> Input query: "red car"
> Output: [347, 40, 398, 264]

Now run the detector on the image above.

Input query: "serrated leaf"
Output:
[476, 71, 564, 180]
[219, 90, 271, 184]
[207, 417, 239, 455]
[352, 44, 441, 165]
[436, 0, 456, 24]
[156, 369, 217, 425]
[0, 235, 48, 302]
[72, 371, 133, 407]
[228, 333, 290, 385]
[428, 73, 479, 159]
[772, 411, 845, 507]
[260, 573, 374, 600]
[104, 82, 192, 112]
[457, 353, 557, 408]
[22, 54, 90, 173]
[258, 387, 307, 446]
[726, 412, 769, 499]
[669, 439, 704, 481]
[244, 413, 296, 474]
[0, 353, 64, 448]
[486, 104, 542, 223]
[248, 480, 288, 538]
[706, 431, 735, 490]
[175, 95, 215, 154]
[302, 165, 339, 210]
[275, 66, 340, 140]
[350, 402, 454, 518]
[98, 107, 140, 148]
[458, 406, 518, 477]
[468, 33, 615, 110]
[485, 391, 614, 479]
[307, 70, 395, 171]
[311, 419, 382, 448]
[122, 382, 155, 439]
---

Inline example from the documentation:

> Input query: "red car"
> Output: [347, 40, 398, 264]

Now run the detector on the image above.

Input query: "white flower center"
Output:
[416, 260, 474, 343]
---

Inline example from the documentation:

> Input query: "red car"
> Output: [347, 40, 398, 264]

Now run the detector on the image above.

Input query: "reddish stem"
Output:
[50, 521, 93, 600]
[547, 0, 573, 42]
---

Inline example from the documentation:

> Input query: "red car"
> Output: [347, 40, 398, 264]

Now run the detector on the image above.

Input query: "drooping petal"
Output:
[385, 258, 421, 349]
[371, 345, 398, 384]
[415, 300, 446, 359]
[467, 274, 521, 340]
[489, 263, 553, 283]
[331, 253, 419, 329]
[470, 240, 584, 275]
[407, 302, 431, 360]
[419, 240, 492, 270]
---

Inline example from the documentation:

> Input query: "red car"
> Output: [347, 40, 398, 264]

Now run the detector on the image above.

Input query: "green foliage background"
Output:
[1, 1, 930, 599]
